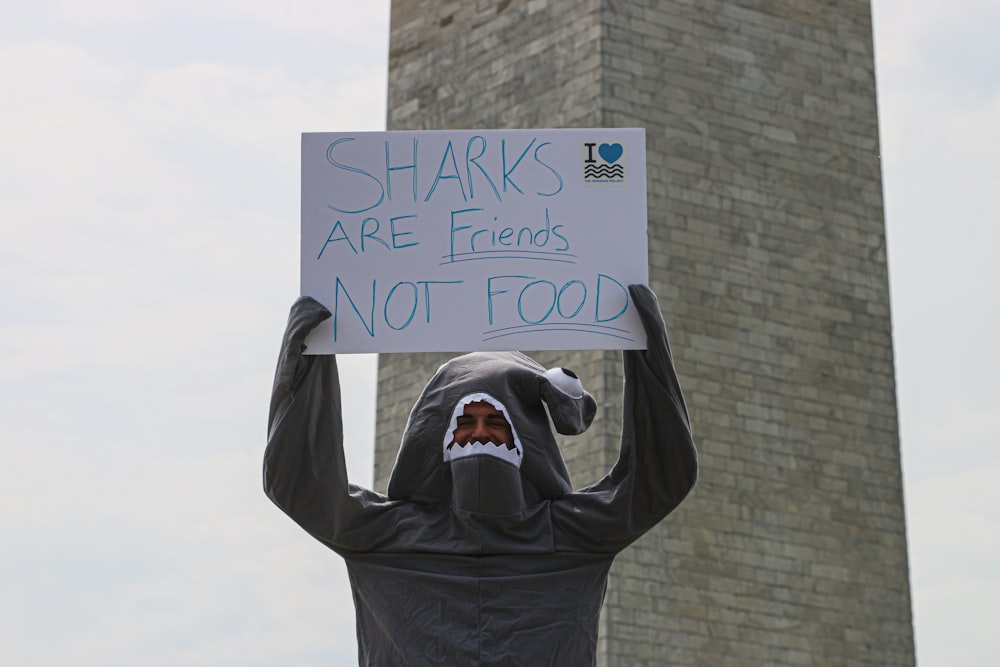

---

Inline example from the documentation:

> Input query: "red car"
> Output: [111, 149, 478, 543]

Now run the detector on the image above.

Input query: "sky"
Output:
[1, 1, 997, 665]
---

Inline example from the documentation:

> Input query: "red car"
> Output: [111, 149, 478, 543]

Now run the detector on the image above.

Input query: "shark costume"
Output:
[264, 285, 697, 666]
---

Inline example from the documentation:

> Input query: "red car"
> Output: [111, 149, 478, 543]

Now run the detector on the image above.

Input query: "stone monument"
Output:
[375, 1, 915, 664]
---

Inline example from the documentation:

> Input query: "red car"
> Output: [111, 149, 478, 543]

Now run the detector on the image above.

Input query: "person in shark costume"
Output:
[264, 285, 697, 666]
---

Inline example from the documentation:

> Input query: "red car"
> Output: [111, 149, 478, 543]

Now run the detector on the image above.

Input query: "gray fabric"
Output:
[264, 285, 698, 666]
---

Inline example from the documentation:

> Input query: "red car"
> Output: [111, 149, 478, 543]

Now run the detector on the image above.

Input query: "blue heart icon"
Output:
[598, 142, 623, 164]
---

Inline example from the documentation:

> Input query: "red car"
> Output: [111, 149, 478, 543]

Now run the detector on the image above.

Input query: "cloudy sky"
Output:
[1, 1, 996, 665]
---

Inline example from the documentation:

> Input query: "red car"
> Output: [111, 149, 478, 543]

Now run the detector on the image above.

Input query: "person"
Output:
[449, 400, 515, 458]
[264, 284, 697, 666]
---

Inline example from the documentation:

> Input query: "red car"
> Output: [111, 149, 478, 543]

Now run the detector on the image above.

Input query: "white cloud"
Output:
[0, 33, 386, 373]
[0, 5, 385, 665]
[875, 1, 1000, 665]
[906, 465, 1000, 667]
[1, 382, 373, 666]
[53, 0, 390, 39]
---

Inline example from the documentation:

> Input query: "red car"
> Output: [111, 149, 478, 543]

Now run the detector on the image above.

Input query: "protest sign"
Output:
[301, 128, 648, 354]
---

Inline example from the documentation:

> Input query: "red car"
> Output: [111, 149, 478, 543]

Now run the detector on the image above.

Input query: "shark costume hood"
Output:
[264, 285, 697, 666]
[388, 352, 596, 514]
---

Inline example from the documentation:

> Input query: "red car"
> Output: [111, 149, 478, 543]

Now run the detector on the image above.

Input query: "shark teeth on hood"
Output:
[444, 440, 523, 468]
[442, 392, 524, 469]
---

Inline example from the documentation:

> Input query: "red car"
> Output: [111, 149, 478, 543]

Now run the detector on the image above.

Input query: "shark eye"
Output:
[543, 367, 584, 399]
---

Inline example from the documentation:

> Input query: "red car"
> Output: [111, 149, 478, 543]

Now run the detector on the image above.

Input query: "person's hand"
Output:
[627, 284, 665, 338]
[284, 296, 332, 354]
[269, 297, 333, 426]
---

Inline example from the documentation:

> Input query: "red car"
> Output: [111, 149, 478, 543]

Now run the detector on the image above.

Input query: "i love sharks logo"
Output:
[583, 141, 626, 184]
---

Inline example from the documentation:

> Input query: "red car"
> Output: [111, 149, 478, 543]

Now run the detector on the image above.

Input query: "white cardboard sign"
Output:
[301, 128, 647, 354]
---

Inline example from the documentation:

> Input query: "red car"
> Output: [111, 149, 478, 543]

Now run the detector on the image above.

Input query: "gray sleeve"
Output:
[553, 284, 698, 553]
[263, 296, 397, 554]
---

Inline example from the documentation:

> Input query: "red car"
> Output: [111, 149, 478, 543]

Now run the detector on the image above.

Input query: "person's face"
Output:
[452, 401, 514, 447]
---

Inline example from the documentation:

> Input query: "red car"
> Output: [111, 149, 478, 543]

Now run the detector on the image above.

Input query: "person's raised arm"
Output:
[263, 296, 388, 553]
[554, 284, 698, 553]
